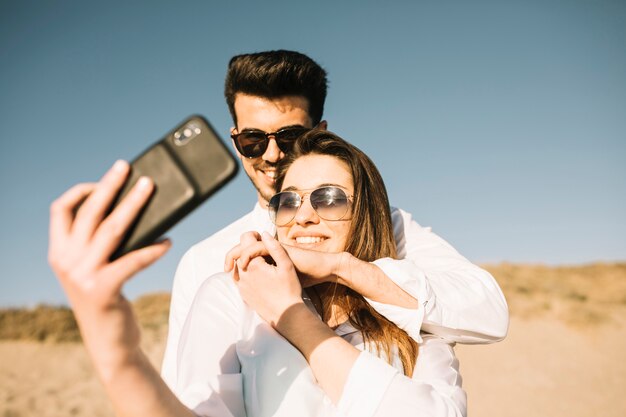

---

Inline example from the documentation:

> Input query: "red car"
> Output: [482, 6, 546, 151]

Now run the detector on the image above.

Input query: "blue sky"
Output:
[1, 0, 624, 307]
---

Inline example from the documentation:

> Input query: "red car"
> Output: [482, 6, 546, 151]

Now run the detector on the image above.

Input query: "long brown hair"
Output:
[275, 129, 419, 376]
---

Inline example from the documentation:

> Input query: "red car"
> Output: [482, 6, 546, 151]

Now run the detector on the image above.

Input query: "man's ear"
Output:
[231, 141, 244, 159]
[318, 120, 328, 130]
[230, 128, 243, 159]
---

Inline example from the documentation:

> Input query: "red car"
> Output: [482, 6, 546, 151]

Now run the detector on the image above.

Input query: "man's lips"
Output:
[255, 164, 277, 182]
[262, 170, 276, 179]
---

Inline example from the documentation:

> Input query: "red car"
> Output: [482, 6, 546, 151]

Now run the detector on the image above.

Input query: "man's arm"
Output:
[275, 208, 509, 343]
[379, 207, 509, 343]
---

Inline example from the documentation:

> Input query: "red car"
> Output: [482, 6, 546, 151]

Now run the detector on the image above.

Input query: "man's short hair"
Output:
[224, 50, 328, 126]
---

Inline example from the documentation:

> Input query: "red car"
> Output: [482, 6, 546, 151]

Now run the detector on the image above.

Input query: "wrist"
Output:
[331, 252, 355, 287]
[274, 302, 337, 356]
[268, 299, 307, 329]
[274, 302, 318, 334]
[93, 345, 146, 385]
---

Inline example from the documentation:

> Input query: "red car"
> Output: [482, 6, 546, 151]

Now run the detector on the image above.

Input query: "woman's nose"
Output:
[294, 195, 320, 225]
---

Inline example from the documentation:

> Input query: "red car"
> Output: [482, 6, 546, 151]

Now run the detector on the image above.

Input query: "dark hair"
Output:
[275, 130, 419, 377]
[224, 50, 328, 126]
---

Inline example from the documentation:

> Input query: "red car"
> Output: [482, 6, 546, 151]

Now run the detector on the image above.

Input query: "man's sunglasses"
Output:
[268, 186, 353, 226]
[231, 127, 311, 158]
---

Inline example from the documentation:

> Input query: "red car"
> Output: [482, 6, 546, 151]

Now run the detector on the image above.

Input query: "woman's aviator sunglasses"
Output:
[231, 127, 311, 158]
[268, 186, 353, 226]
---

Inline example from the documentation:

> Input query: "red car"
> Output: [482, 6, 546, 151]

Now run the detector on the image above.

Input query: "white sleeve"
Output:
[173, 273, 246, 417]
[368, 207, 509, 344]
[337, 336, 466, 417]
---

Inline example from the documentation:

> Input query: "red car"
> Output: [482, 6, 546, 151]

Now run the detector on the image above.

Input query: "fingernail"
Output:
[137, 176, 152, 189]
[262, 231, 276, 244]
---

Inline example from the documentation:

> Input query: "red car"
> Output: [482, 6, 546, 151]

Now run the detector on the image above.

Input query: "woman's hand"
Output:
[233, 232, 304, 327]
[225, 233, 345, 288]
[48, 160, 171, 367]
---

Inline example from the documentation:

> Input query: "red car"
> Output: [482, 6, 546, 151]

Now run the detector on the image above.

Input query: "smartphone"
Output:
[109, 115, 238, 259]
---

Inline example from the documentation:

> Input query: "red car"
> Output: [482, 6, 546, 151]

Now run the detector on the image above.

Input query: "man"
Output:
[161, 50, 508, 388]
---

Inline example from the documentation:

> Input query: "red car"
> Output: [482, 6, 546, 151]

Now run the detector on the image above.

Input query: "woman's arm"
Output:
[236, 233, 466, 416]
[233, 232, 358, 403]
[48, 161, 195, 417]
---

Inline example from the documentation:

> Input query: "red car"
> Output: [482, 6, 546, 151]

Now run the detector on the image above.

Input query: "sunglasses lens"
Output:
[310, 187, 350, 221]
[269, 192, 301, 226]
[236, 132, 267, 158]
[274, 128, 309, 153]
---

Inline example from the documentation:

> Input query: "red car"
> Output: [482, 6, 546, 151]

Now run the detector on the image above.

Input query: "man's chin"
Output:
[253, 180, 277, 205]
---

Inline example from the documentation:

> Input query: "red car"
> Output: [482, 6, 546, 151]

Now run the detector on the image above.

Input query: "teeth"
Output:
[295, 236, 325, 244]
[265, 171, 276, 178]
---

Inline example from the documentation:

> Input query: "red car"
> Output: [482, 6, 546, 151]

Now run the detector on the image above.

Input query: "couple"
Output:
[49, 50, 508, 417]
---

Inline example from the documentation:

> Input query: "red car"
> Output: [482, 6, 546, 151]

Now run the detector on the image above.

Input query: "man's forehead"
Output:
[233, 94, 313, 130]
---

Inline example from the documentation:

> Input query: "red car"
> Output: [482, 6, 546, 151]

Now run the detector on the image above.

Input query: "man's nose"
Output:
[262, 137, 283, 163]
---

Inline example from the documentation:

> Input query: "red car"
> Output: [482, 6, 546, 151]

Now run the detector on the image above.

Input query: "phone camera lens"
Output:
[174, 122, 201, 146]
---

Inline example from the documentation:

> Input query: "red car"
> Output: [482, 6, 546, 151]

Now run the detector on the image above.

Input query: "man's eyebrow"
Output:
[240, 124, 307, 132]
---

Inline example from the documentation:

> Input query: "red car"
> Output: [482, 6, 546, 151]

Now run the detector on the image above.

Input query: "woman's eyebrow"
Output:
[281, 183, 346, 192]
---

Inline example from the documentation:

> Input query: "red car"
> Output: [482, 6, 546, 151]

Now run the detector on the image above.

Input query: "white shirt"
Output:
[174, 273, 466, 417]
[162, 204, 508, 387]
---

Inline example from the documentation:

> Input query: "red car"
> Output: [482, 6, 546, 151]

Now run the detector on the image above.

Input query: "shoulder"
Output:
[194, 209, 262, 253]
[389, 205, 433, 237]
[390, 206, 427, 228]
[180, 206, 264, 265]
[194, 272, 240, 301]
[173, 206, 266, 290]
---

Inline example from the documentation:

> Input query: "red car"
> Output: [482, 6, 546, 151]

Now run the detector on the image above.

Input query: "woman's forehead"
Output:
[282, 154, 353, 191]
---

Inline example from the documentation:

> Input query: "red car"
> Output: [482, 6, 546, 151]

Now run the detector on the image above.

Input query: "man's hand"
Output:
[48, 160, 171, 365]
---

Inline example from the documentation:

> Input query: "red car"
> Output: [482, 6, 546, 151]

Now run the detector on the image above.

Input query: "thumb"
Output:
[104, 240, 171, 292]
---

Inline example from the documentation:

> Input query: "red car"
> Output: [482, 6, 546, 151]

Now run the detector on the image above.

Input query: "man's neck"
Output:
[257, 193, 269, 209]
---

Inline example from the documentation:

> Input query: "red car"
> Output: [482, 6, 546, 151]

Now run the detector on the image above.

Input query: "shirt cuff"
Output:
[337, 351, 398, 417]
[367, 258, 433, 341]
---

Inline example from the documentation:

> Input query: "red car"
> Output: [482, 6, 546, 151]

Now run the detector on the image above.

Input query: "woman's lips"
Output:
[295, 236, 327, 244]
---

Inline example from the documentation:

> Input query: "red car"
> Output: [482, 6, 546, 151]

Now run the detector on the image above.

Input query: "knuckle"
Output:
[101, 218, 126, 238]
[48, 253, 61, 271]
[128, 254, 148, 272]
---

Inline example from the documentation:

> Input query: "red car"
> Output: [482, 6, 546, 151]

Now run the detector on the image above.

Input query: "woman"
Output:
[49, 130, 465, 417]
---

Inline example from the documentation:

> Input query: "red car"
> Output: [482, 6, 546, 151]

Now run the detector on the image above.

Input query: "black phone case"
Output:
[110, 115, 238, 259]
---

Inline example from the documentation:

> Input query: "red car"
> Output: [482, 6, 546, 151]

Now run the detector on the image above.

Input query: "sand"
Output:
[1, 263, 625, 416]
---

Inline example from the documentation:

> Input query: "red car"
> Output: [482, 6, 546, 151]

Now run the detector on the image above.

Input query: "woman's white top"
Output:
[173, 273, 466, 417]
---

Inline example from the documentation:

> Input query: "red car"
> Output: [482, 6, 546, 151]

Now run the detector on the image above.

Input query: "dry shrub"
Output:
[0, 293, 171, 343]
[133, 292, 171, 331]
[0, 305, 80, 342]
